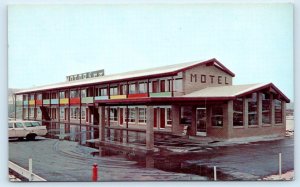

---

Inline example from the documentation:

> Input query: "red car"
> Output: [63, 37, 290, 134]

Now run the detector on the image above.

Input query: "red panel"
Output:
[36, 100, 42, 105]
[120, 108, 123, 125]
[128, 93, 148, 98]
[160, 108, 165, 128]
[70, 97, 80, 104]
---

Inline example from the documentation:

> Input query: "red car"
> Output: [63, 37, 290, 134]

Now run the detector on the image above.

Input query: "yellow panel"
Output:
[29, 100, 35, 105]
[110, 95, 127, 99]
[60, 98, 69, 104]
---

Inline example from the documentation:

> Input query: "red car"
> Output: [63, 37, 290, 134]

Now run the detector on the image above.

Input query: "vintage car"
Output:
[8, 120, 47, 140]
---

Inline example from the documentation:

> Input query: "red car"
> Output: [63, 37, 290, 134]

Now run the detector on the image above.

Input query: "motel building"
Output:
[14, 58, 290, 151]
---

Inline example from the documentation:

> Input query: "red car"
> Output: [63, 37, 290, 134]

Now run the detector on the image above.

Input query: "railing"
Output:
[9, 159, 46, 181]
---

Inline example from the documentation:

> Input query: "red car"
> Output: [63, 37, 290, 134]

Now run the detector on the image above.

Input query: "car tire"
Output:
[26, 134, 36, 141]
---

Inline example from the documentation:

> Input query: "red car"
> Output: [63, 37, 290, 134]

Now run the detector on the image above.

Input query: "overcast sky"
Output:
[8, 4, 293, 100]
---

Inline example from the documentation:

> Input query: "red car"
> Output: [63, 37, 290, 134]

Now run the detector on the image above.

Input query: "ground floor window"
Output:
[248, 93, 258, 126]
[166, 108, 172, 126]
[211, 106, 223, 127]
[275, 99, 282, 124]
[70, 107, 79, 120]
[180, 106, 192, 124]
[262, 93, 271, 124]
[37, 108, 42, 119]
[29, 108, 35, 118]
[81, 107, 86, 120]
[233, 98, 243, 126]
[60, 108, 65, 120]
[110, 108, 118, 121]
[138, 108, 146, 123]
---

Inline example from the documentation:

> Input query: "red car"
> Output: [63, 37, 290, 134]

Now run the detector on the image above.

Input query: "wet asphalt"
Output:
[8, 136, 294, 181]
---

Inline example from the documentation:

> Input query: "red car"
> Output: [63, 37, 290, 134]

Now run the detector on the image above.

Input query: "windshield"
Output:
[24, 122, 41, 127]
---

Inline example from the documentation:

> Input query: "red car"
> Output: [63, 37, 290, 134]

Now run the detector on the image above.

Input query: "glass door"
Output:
[196, 108, 207, 136]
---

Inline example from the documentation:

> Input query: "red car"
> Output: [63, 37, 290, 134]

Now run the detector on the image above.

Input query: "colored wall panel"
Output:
[70, 97, 80, 104]
[128, 93, 148, 98]
[149, 92, 172, 97]
[94, 96, 109, 100]
[29, 100, 35, 105]
[23, 101, 28, 106]
[43, 99, 50, 105]
[60, 98, 69, 105]
[81, 97, 94, 104]
[51, 99, 59, 105]
[110, 95, 127, 99]
[36, 100, 42, 105]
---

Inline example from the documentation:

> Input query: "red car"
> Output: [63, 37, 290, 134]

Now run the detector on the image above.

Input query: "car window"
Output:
[24, 122, 41, 127]
[31, 122, 41, 127]
[15, 122, 24, 128]
[8, 123, 14, 128]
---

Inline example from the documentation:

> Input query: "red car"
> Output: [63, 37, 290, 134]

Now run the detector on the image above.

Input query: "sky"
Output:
[8, 4, 293, 100]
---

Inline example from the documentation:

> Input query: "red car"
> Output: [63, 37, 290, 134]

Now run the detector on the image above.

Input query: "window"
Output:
[166, 108, 172, 125]
[110, 87, 118, 95]
[30, 94, 34, 100]
[100, 88, 107, 96]
[37, 108, 42, 119]
[59, 91, 65, 98]
[275, 99, 282, 124]
[15, 122, 24, 128]
[81, 108, 86, 120]
[180, 106, 192, 124]
[37, 94, 42, 100]
[129, 83, 136, 94]
[248, 93, 258, 126]
[211, 106, 223, 127]
[126, 108, 136, 122]
[138, 82, 147, 93]
[120, 84, 127, 95]
[29, 108, 34, 118]
[24, 122, 40, 127]
[138, 108, 146, 123]
[160, 80, 165, 92]
[70, 107, 80, 120]
[174, 78, 183, 93]
[9, 123, 14, 128]
[110, 108, 118, 121]
[233, 98, 243, 126]
[70, 90, 79, 98]
[81, 89, 87, 98]
[262, 93, 271, 124]
[60, 108, 65, 120]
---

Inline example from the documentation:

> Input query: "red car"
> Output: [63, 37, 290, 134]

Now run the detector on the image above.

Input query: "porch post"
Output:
[224, 100, 233, 139]
[257, 92, 262, 127]
[270, 94, 275, 126]
[98, 105, 105, 142]
[171, 105, 181, 135]
[146, 106, 154, 150]
[243, 97, 248, 128]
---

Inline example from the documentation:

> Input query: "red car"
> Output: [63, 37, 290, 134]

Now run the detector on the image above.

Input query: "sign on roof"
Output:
[66, 69, 104, 82]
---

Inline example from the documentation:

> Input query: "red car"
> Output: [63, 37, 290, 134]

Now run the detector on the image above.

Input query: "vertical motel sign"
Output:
[66, 69, 105, 81]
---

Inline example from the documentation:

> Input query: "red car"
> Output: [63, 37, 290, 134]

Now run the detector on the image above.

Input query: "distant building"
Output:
[14, 58, 289, 150]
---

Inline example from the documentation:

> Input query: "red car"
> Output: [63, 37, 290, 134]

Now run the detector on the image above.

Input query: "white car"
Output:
[8, 120, 47, 140]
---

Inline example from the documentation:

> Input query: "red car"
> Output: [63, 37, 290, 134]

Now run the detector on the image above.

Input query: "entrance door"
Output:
[196, 108, 207, 136]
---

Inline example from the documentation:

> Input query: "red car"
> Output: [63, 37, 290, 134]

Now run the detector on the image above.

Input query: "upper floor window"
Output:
[119, 84, 127, 95]
[100, 87, 107, 96]
[30, 94, 35, 100]
[275, 99, 282, 124]
[59, 91, 65, 98]
[81, 89, 87, 98]
[138, 82, 147, 93]
[110, 87, 118, 96]
[129, 83, 136, 94]
[70, 90, 79, 98]
[248, 93, 258, 126]
[233, 98, 243, 126]
[37, 94, 42, 100]
[262, 93, 271, 124]
[174, 78, 183, 93]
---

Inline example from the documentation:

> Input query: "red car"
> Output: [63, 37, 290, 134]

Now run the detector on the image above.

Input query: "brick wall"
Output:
[183, 64, 233, 94]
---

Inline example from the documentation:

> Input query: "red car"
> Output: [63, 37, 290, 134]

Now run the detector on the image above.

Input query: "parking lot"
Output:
[9, 135, 294, 181]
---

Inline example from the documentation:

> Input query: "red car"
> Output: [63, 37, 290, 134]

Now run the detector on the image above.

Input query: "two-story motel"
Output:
[14, 58, 290, 151]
